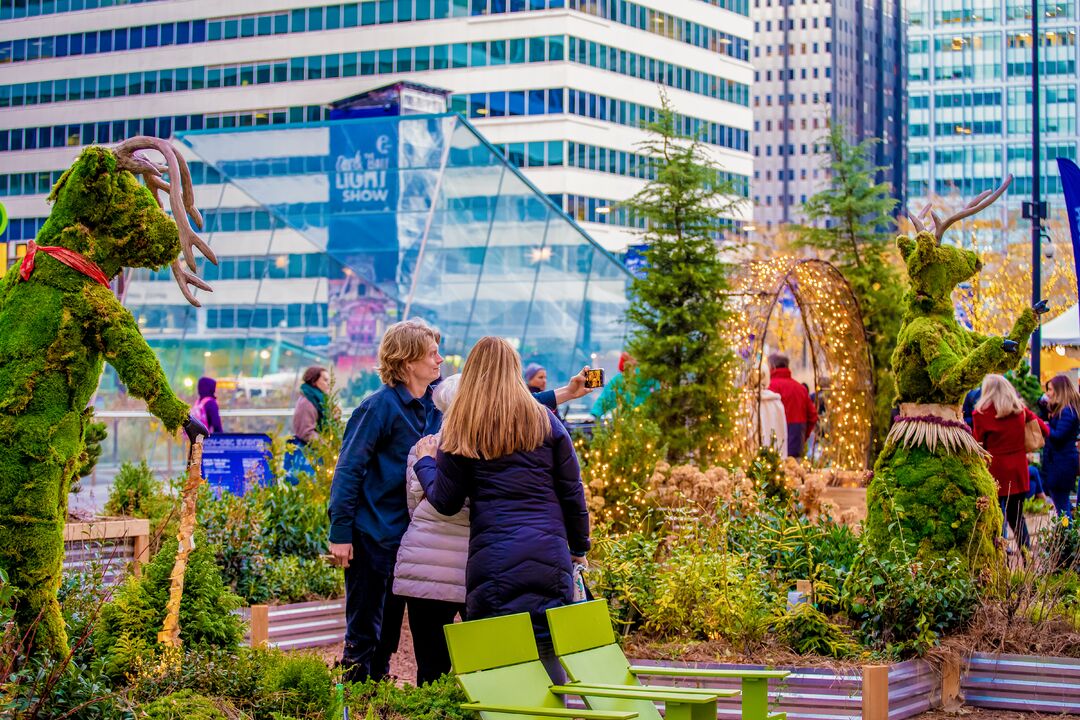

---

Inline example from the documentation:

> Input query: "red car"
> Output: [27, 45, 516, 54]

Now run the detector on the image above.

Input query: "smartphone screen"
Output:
[584, 368, 605, 388]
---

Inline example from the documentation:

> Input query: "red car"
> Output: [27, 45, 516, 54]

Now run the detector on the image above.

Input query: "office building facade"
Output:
[906, 0, 1078, 238]
[751, 0, 905, 229]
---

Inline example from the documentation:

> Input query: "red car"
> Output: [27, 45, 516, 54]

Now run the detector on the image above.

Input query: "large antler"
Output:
[114, 137, 217, 307]
[906, 175, 1013, 245]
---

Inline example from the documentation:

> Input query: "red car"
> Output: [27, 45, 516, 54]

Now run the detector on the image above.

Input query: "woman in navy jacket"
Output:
[1043, 374, 1080, 516]
[415, 336, 590, 682]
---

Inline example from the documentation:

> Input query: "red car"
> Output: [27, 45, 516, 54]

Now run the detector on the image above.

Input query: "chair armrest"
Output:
[561, 682, 738, 699]
[552, 685, 722, 704]
[629, 666, 790, 680]
[461, 702, 637, 720]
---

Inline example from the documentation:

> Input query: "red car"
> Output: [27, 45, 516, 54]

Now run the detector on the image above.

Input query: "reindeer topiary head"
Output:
[41, 137, 216, 304]
[896, 175, 1012, 315]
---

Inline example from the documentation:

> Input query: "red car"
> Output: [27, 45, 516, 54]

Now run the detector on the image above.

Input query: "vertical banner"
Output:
[327, 122, 399, 287]
[326, 122, 400, 364]
[1056, 157, 1080, 307]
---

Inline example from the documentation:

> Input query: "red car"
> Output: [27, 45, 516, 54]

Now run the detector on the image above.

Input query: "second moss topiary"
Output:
[864, 226, 1041, 571]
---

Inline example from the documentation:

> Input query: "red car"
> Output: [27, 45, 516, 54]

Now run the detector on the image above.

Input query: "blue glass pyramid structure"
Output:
[114, 113, 629, 407]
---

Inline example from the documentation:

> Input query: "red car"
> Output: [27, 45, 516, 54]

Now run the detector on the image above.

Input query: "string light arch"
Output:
[725, 257, 875, 471]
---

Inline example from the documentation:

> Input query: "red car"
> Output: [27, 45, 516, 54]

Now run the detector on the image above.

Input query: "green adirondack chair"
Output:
[444, 611, 730, 720]
[546, 600, 790, 720]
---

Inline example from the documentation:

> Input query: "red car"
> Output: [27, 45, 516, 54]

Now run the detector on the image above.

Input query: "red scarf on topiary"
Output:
[19, 240, 110, 289]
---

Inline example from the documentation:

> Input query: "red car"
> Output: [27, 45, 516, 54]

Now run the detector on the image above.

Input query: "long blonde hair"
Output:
[974, 374, 1024, 418]
[440, 337, 551, 459]
[1048, 374, 1080, 418]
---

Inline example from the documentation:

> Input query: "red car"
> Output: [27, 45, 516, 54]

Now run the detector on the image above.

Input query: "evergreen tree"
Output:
[623, 94, 744, 463]
[791, 124, 906, 454]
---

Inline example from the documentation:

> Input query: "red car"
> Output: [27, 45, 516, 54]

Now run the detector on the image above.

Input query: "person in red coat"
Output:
[767, 353, 818, 458]
[972, 374, 1048, 550]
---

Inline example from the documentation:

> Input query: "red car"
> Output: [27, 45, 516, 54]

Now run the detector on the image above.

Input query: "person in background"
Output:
[755, 366, 788, 455]
[1042, 374, 1080, 517]
[193, 376, 223, 435]
[292, 366, 330, 444]
[393, 374, 467, 686]
[327, 319, 444, 684]
[414, 337, 590, 684]
[962, 386, 982, 429]
[972, 374, 1046, 551]
[523, 363, 592, 413]
[525, 363, 547, 394]
[767, 353, 817, 458]
[591, 352, 655, 418]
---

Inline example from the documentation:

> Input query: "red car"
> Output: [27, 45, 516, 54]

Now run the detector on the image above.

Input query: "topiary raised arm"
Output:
[0, 137, 215, 657]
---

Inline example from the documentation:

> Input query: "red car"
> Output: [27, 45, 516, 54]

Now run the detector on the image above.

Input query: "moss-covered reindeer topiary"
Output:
[0, 137, 215, 656]
[863, 176, 1048, 571]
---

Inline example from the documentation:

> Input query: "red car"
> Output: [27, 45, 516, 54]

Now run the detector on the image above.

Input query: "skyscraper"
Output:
[906, 0, 1077, 237]
[0, 0, 755, 400]
[0, 0, 753, 258]
[751, 0, 905, 230]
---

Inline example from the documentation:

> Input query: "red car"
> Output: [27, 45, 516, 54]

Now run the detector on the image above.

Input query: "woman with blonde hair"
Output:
[972, 374, 1047, 549]
[414, 336, 590, 682]
[1042, 374, 1080, 516]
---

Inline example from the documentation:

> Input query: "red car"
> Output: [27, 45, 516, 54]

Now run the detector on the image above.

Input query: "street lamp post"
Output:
[1030, 0, 1042, 379]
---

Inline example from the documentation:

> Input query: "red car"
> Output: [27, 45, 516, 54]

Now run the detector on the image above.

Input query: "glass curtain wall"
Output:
[113, 113, 629, 420]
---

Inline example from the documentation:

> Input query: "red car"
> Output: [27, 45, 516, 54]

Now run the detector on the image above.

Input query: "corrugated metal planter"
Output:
[630, 658, 948, 720]
[63, 517, 150, 585]
[963, 652, 1080, 714]
[243, 598, 346, 651]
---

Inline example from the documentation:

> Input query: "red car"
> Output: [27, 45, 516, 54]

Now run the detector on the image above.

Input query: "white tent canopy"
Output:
[1040, 304, 1080, 346]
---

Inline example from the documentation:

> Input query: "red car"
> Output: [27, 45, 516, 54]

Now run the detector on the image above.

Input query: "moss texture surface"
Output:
[0, 146, 190, 656]
[863, 231, 1038, 569]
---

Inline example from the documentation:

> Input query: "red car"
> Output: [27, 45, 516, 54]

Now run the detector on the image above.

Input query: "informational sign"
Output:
[201, 433, 273, 497]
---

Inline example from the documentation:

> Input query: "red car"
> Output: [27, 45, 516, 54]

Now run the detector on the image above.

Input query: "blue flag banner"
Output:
[1056, 157, 1080, 307]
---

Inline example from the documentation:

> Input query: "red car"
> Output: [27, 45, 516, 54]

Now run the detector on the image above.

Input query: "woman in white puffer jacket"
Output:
[393, 373, 468, 685]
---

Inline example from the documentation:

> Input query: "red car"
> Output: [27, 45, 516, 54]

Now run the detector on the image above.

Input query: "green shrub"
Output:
[103, 460, 176, 552]
[0, 653, 125, 720]
[258, 653, 332, 718]
[348, 675, 477, 720]
[95, 532, 245, 677]
[197, 480, 339, 605]
[771, 603, 861, 659]
[841, 541, 978, 656]
[590, 530, 661, 633]
[137, 690, 234, 720]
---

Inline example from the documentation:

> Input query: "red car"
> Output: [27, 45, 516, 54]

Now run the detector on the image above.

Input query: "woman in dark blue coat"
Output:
[1042, 374, 1080, 516]
[414, 336, 590, 682]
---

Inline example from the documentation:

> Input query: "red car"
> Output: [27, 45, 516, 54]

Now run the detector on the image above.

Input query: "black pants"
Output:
[406, 596, 465, 685]
[1002, 491, 1030, 549]
[342, 532, 404, 683]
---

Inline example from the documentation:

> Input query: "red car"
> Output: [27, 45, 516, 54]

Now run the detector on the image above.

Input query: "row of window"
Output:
[0, 0, 162, 19]
[908, 30, 1078, 81]
[566, 37, 749, 106]
[204, 304, 328, 331]
[908, 0, 1071, 26]
[0, 0, 747, 66]
[0, 34, 748, 110]
[488, 139, 751, 196]
[564, 0, 750, 58]
[0, 36, 566, 108]
[139, 253, 332, 283]
[450, 89, 750, 152]
[0, 105, 329, 153]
